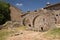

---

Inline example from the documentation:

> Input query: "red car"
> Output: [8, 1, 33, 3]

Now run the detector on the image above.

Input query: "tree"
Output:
[0, 2, 11, 25]
[0, 14, 4, 25]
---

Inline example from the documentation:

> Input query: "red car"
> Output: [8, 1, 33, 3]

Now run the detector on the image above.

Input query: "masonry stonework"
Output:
[9, 3, 60, 31]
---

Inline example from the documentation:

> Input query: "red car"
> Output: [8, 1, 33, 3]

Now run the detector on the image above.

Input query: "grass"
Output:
[51, 28, 60, 35]
[16, 26, 27, 30]
[0, 26, 27, 40]
[47, 28, 60, 35]
[44, 28, 60, 39]
[0, 29, 13, 40]
[0, 26, 60, 40]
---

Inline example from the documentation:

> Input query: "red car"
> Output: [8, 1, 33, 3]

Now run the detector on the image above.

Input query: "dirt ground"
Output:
[6, 31, 60, 40]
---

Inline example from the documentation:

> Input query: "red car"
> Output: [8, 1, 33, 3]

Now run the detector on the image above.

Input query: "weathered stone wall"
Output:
[21, 9, 60, 31]
[3, 21, 21, 29]
[10, 6, 22, 22]
[8, 3, 60, 31]
[34, 11, 56, 31]
[21, 9, 47, 29]
[52, 10, 60, 24]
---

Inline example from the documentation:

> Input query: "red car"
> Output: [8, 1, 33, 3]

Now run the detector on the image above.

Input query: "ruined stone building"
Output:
[10, 5, 22, 22]
[9, 3, 60, 31]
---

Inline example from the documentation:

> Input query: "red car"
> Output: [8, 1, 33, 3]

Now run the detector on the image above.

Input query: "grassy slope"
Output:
[46, 28, 60, 35]
[44, 28, 60, 40]
[0, 26, 27, 40]
[0, 26, 60, 40]
[0, 29, 13, 40]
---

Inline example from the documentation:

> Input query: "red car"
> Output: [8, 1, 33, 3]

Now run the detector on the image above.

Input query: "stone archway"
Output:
[23, 18, 26, 26]
[34, 15, 51, 31]
[23, 18, 31, 27]
[33, 15, 40, 28]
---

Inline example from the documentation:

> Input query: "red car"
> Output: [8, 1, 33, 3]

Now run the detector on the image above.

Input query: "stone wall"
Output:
[7, 3, 60, 31]
[10, 6, 22, 22]
[21, 8, 60, 31]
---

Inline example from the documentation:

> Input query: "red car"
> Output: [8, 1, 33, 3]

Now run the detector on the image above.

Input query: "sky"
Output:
[1, 0, 60, 12]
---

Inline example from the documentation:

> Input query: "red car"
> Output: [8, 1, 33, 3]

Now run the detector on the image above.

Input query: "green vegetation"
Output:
[0, 1, 11, 25]
[0, 14, 4, 22]
[44, 28, 60, 39]
[0, 26, 27, 40]
[47, 28, 60, 35]
[15, 26, 27, 30]
[0, 29, 14, 40]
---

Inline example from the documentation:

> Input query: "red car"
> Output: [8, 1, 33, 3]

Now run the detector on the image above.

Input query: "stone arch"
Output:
[34, 15, 51, 31]
[33, 15, 40, 28]
[23, 18, 31, 27]
[23, 18, 26, 26]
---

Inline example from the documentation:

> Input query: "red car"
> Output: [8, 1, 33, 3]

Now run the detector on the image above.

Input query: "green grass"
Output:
[47, 28, 60, 35]
[0, 26, 60, 40]
[16, 26, 27, 30]
[0, 26, 27, 40]
[44, 28, 60, 39]
[0, 29, 12, 40]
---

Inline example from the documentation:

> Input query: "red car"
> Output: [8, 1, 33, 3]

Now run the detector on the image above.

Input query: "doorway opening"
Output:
[41, 27, 43, 31]
[29, 24, 31, 27]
